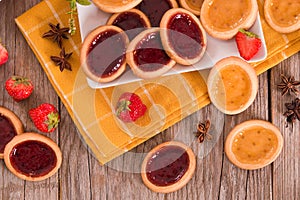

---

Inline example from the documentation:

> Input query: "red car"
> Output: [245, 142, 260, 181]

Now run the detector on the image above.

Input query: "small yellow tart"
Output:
[178, 0, 204, 16]
[126, 28, 176, 79]
[160, 8, 207, 65]
[4, 132, 62, 181]
[225, 120, 283, 170]
[0, 106, 23, 159]
[207, 56, 258, 115]
[80, 25, 129, 83]
[200, 0, 258, 40]
[141, 141, 196, 193]
[93, 0, 143, 13]
[264, 0, 300, 33]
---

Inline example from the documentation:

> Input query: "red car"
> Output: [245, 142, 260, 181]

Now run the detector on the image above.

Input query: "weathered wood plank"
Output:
[270, 53, 300, 200]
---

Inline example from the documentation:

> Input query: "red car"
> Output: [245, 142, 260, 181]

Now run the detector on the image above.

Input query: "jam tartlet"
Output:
[106, 9, 151, 40]
[126, 28, 176, 79]
[160, 8, 207, 65]
[0, 106, 23, 159]
[141, 141, 196, 193]
[225, 120, 283, 170]
[264, 0, 300, 33]
[4, 132, 62, 181]
[136, 0, 178, 27]
[200, 0, 258, 40]
[178, 0, 203, 16]
[93, 0, 143, 13]
[80, 25, 129, 83]
[207, 56, 258, 115]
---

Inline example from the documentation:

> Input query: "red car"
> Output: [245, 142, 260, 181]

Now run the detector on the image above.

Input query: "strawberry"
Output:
[235, 29, 262, 61]
[5, 76, 34, 101]
[116, 92, 147, 122]
[29, 103, 60, 133]
[0, 42, 8, 65]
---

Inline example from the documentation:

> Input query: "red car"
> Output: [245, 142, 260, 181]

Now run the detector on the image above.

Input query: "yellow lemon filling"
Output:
[232, 126, 278, 164]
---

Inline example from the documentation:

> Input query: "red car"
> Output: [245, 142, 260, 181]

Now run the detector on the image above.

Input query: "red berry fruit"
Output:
[5, 76, 34, 101]
[0, 42, 8, 65]
[116, 92, 147, 123]
[29, 103, 60, 133]
[235, 29, 262, 61]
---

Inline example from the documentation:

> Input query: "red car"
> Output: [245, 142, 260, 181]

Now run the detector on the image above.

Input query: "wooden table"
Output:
[1, 1, 299, 199]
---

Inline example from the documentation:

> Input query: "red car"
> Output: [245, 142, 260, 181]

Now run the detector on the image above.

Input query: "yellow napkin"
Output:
[15, 0, 300, 164]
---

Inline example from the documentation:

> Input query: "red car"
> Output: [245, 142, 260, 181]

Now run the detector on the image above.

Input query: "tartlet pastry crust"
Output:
[200, 0, 258, 40]
[264, 0, 300, 33]
[207, 56, 258, 115]
[4, 132, 62, 181]
[141, 141, 196, 193]
[106, 9, 151, 28]
[160, 8, 207, 65]
[0, 106, 23, 159]
[80, 25, 129, 83]
[126, 28, 176, 79]
[93, 0, 143, 13]
[225, 120, 283, 170]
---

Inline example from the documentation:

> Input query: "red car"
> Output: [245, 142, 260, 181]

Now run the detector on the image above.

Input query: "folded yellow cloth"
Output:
[15, 0, 300, 164]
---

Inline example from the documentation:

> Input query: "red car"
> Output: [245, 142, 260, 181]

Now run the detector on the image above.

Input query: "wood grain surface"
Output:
[0, 0, 299, 199]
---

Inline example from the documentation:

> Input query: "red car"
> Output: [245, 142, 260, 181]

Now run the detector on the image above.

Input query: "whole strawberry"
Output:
[235, 29, 262, 61]
[5, 76, 33, 101]
[0, 42, 8, 65]
[29, 103, 60, 133]
[116, 92, 147, 123]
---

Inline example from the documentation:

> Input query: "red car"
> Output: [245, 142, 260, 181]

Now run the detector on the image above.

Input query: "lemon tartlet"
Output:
[225, 120, 283, 170]
[141, 141, 196, 193]
[0, 106, 23, 159]
[4, 132, 62, 181]
[93, 0, 143, 13]
[264, 0, 300, 33]
[207, 56, 258, 115]
[178, 0, 203, 16]
[200, 0, 258, 40]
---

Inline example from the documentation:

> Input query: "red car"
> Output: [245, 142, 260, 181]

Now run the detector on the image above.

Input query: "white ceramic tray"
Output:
[77, 3, 267, 89]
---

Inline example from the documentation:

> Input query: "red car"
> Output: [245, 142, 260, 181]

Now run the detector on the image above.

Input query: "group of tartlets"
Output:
[80, 0, 300, 84]
[80, 0, 300, 194]
[0, 106, 62, 181]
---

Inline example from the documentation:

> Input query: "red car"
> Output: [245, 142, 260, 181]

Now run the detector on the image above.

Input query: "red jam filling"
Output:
[112, 11, 148, 40]
[87, 29, 127, 78]
[146, 145, 190, 186]
[0, 114, 17, 153]
[137, 0, 172, 27]
[10, 140, 57, 177]
[167, 13, 204, 59]
[133, 31, 171, 72]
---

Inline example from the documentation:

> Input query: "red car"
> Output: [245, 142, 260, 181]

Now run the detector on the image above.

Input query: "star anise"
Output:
[194, 119, 212, 143]
[50, 48, 73, 72]
[277, 74, 300, 96]
[283, 98, 300, 126]
[42, 23, 69, 48]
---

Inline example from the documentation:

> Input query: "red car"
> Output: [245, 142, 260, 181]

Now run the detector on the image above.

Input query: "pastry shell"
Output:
[93, 0, 143, 13]
[160, 8, 207, 65]
[200, 0, 258, 40]
[0, 106, 23, 159]
[207, 56, 258, 115]
[80, 25, 129, 83]
[126, 28, 176, 79]
[264, 0, 300, 33]
[225, 120, 283, 170]
[4, 132, 62, 181]
[141, 141, 196, 193]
